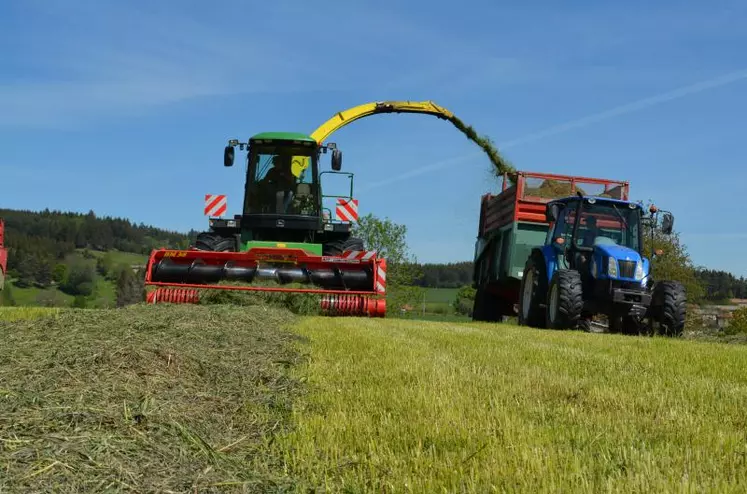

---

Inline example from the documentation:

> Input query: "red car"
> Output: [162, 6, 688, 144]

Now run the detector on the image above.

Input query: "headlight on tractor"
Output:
[607, 257, 618, 278]
[635, 261, 644, 281]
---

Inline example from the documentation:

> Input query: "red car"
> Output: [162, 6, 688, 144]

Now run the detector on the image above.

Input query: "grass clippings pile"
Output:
[0, 304, 304, 492]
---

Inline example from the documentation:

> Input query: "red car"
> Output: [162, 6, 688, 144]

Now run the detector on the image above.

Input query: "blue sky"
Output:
[1, 0, 747, 276]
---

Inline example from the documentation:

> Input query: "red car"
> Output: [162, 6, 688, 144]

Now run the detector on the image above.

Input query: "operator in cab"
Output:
[582, 216, 601, 247]
[260, 155, 298, 213]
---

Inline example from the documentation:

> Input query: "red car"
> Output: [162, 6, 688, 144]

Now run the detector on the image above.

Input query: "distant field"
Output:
[420, 287, 461, 315]
[278, 317, 747, 492]
[3, 249, 147, 309]
[83, 249, 147, 266]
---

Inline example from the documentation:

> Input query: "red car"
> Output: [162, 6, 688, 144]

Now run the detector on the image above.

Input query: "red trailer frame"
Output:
[478, 171, 630, 237]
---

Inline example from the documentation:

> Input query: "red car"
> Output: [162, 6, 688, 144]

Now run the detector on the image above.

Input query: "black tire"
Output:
[545, 269, 584, 329]
[651, 281, 686, 336]
[609, 314, 642, 335]
[518, 252, 547, 328]
[472, 286, 501, 322]
[194, 231, 235, 252]
[323, 236, 365, 256]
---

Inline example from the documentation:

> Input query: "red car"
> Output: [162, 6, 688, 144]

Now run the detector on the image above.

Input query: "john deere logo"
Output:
[276, 219, 285, 227]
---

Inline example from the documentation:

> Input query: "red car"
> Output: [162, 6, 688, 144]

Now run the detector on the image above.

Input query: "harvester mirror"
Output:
[331, 149, 343, 171]
[224, 146, 235, 167]
[661, 212, 674, 235]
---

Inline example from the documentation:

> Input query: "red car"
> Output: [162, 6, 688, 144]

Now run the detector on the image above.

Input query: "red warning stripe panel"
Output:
[342, 250, 377, 261]
[375, 258, 387, 294]
[204, 194, 227, 217]
[336, 198, 358, 222]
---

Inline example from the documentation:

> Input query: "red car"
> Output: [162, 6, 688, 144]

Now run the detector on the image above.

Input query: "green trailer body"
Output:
[471, 171, 630, 321]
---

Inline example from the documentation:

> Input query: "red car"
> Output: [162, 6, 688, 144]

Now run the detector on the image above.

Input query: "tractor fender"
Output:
[534, 245, 559, 286]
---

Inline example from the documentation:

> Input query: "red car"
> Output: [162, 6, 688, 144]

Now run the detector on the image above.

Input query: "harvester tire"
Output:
[652, 281, 686, 336]
[545, 269, 583, 330]
[518, 252, 547, 328]
[194, 232, 235, 252]
[323, 237, 365, 256]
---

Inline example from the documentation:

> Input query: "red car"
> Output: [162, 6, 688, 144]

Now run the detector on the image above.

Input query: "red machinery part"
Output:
[144, 246, 387, 317]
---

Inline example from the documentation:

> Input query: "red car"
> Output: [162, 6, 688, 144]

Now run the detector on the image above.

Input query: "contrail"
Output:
[359, 68, 747, 192]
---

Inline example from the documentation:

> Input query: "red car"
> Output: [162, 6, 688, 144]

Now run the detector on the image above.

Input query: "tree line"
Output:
[0, 208, 195, 292]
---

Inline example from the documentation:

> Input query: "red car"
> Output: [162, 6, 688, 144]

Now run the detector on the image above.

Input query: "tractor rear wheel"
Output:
[545, 269, 583, 329]
[194, 232, 235, 252]
[323, 237, 365, 256]
[518, 253, 547, 328]
[651, 281, 686, 336]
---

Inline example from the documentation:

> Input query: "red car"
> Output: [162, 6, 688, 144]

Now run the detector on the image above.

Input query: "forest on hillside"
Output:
[1, 208, 195, 291]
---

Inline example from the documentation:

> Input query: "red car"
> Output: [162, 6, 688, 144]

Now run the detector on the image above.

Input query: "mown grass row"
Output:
[0, 304, 304, 492]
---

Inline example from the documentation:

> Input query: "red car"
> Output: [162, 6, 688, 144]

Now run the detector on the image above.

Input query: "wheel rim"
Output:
[549, 284, 558, 323]
[522, 269, 534, 319]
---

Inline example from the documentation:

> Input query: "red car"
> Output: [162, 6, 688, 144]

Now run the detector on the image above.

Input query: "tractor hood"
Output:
[594, 243, 641, 263]
[592, 242, 649, 282]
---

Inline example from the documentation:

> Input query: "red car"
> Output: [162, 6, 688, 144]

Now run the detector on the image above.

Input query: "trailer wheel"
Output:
[472, 287, 501, 322]
[651, 281, 686, 336]
[546, 269, 583, 330]
[194, 232, 235, 252]
[323, 237, 365, 256]
[518, 253, 547, 328]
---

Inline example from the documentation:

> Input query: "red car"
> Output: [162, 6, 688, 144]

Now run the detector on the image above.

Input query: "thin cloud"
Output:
[363, 68, 747, 190]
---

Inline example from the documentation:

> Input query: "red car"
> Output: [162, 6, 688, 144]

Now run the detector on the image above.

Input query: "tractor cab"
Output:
[546, 196, 648, 283]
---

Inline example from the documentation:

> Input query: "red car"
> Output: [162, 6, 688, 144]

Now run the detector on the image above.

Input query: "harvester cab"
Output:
[521, 193, 685, 335]
[214, 132, 357, 253]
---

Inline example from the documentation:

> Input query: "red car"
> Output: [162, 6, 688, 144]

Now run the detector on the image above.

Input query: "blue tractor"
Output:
[518, 193, 686, 335]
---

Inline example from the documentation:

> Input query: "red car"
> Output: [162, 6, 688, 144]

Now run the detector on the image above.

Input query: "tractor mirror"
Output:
[661, 212, 674, 235]
[224, 146, 235, 167]
[546, 203, 560, 222]
[331, 149, 343, 171]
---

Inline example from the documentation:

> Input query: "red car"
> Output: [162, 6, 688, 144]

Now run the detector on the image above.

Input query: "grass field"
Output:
[3, 302, 747, 492]
[277, 317, 747, 492]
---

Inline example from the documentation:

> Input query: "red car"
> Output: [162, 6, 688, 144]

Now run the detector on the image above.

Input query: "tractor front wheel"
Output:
[650, 281, 686, 336]
[545, 269, 584, 329]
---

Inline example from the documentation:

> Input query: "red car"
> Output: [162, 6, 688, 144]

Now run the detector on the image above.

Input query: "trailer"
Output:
[471, 170, 630, 321]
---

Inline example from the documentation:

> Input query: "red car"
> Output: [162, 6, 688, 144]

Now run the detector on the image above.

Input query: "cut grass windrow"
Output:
[277, 318, 747, 492]
[0, 304, 305, 492]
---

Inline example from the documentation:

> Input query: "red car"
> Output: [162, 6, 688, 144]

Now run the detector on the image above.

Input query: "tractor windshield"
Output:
[555, 200, 642, 252]
[245, 144, 318, 216]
